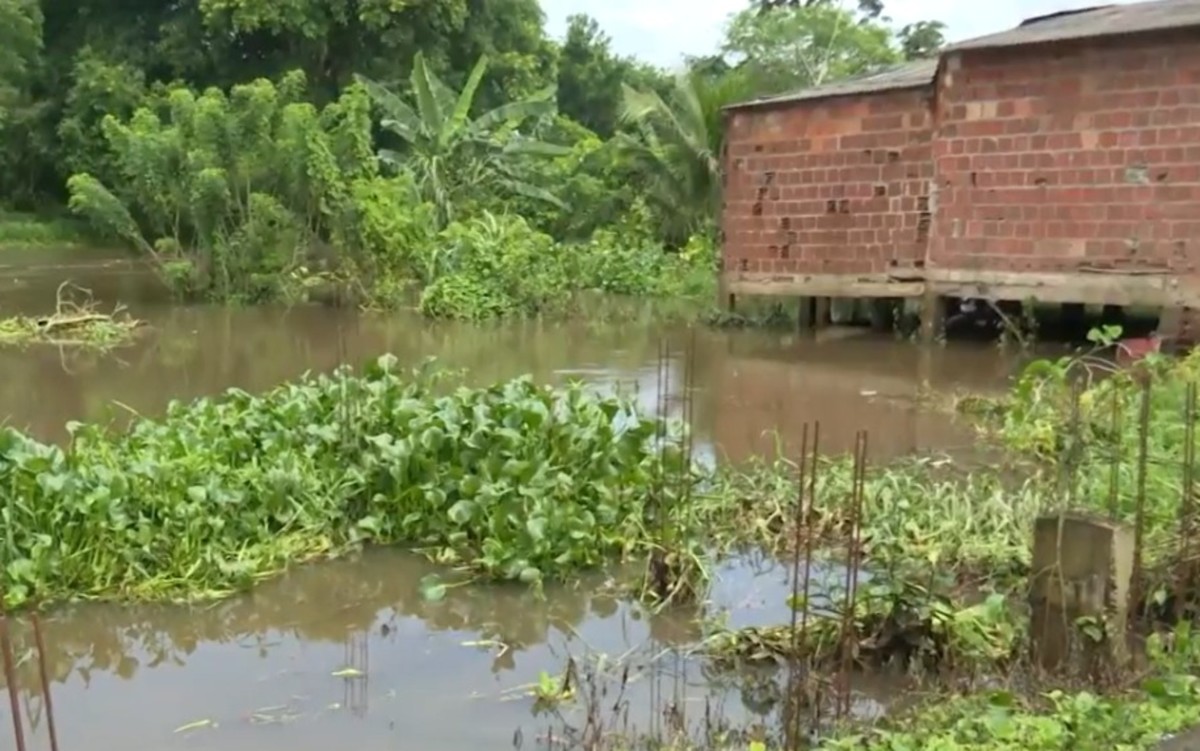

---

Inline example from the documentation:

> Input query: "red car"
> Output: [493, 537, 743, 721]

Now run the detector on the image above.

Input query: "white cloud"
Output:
[540, 0, 1142, 68]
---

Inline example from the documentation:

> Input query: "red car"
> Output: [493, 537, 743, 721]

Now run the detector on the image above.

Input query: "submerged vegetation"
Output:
[0, 356, 699, 607]
[0, 282, 143, 349]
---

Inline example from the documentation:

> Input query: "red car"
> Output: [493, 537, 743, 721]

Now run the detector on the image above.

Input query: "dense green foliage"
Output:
[0, 0, 946, 316]
[974, 330, 1200, 570]
[824, 624, 1200, 750]
[0, 356, 691, 607]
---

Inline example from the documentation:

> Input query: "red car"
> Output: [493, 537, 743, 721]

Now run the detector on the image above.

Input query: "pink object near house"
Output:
[1115, 335, 1162, 367]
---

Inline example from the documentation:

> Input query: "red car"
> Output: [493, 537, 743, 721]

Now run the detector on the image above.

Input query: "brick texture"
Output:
[722, 89, 934, 276]
[930, 31, 1200, 274]
[722, 30, 1200, 282]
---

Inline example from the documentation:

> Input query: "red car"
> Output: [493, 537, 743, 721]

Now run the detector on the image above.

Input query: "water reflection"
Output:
[1, 549, 909, 751]
[0, 267, 1022, 461]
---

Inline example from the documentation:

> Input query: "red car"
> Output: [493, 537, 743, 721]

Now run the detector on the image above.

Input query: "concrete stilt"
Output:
[1029, 513, 1134, 675]
[813, 297, 831, 329]
[798, 297, 815, 331]
[868, 298, 896, 332]
[920, 290, 945, 344]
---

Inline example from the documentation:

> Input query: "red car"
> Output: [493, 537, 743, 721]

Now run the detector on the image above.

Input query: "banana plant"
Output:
[356, 52, 567, 228]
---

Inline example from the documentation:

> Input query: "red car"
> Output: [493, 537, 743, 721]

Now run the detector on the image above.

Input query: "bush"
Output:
[417, 212, 570, 319]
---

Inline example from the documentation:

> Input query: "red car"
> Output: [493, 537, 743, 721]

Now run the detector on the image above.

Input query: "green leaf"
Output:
[357, 515, 382, 534]
[448, 499, 476, 524]
[444, 55, 488, 147]
[354, 74, 420, 143]
[526, 516, 547, 541]
[419, 574, 447, 602]
[518, 567, 541, 583]
[410, 52, 445, 140]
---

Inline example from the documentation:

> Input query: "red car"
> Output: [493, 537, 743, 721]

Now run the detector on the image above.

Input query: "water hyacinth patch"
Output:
[0, 356, 692, 608]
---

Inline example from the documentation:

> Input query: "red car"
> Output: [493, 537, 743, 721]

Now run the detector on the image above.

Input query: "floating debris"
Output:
[0, 282, 144, 350]
[173, 718, 216, 734]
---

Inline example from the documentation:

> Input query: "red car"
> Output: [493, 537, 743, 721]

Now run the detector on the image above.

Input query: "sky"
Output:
[541, 0, 1139, 68]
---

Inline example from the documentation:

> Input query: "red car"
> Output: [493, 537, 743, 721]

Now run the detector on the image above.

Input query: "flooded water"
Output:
[0, 251, 1020, 460]
[3, 550, 906, 751]
[0, 250, 1031, 749]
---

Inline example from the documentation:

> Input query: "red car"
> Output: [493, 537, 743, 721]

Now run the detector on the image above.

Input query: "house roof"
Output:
[947, 0, 1200, 53]
[723, 59, 937, 112]
[723, 0, 1200, 112]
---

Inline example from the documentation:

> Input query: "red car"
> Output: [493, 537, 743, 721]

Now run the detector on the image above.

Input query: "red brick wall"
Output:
[722, 88, 934, 277]
[930, 32, 1200, 274]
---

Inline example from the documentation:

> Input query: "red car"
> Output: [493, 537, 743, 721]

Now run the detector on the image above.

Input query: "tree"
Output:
[66, 71, 379, 300]
[724, 2, 900, 96]
[0, 0, 44, 204]
[556, 14, 671, 139]
[556, 14, 625, 137]
[617, 68, 758, 246]
[0, 0, 561, 207]
[0, 0, 41, 116]
[357, 52, 565, 228]
[899, 20, 947, 60]
[756, 0, 884, 19]
[439, 0, 557, 108]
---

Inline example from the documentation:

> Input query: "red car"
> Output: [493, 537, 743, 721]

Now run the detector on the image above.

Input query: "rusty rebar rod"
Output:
[1132, 378, 1152, 616]
[786, 423, 811, 749]
[0, 615, 26, 751]
[31, 614, 59, 751]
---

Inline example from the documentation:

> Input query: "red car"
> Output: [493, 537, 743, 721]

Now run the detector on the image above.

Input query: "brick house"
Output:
[721, 0, 1200, 336]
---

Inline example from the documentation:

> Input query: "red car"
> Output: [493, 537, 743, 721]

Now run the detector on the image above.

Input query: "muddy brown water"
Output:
[0, 252, 1039, 748]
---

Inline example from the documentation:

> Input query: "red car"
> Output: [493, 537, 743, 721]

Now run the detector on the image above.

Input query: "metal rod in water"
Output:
[32, 614, 59, 751]
[789, 422, 811, 651]
[1107, 388, 1122, 519]
[0, 615, 26, 751]
[786, 423, 811, 748]
[1177, 382, 1198, 620]
[801, 422, 821, 638]
[1132, 378, 1151, 613]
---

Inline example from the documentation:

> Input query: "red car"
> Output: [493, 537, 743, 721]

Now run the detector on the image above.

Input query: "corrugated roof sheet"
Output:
[724, 59, 937, 111]
[947, 0, 1200, 52]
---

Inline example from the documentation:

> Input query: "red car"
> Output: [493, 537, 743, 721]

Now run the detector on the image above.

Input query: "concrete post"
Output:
[1029, 513, 1134, 675]
[813, 297, 831, 330]
[868, 298, 896, 332]
[798, 297, 815, 331]
[920, 289, 945, 344]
